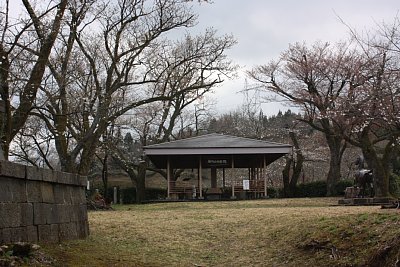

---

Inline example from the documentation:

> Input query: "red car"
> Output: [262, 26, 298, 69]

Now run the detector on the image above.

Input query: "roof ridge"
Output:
[217, 133, 289, 146]
[144, 133, 221, 148]
[144, 133, 291, 149]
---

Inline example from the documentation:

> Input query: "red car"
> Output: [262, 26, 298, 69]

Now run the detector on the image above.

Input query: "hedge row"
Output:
[266, 179, 353, 198]
[90, 176, 400, 203]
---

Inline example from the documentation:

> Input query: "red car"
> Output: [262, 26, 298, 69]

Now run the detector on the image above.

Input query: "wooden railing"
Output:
[230, 179, 266, 193]
[169, 181, 197, 194]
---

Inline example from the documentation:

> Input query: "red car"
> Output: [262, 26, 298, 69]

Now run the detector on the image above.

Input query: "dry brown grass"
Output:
[43, 198, 400, 266]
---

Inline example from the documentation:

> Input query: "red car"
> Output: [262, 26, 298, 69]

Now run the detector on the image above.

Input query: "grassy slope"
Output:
[43, 198, 400, 267]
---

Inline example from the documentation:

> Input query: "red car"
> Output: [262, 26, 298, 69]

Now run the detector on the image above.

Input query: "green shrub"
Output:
[295, 181, 327, 197]
[118, 187, 167, 204]
[389, 173, 400, 198]
[335, 179, 354, 196]
[266, 187, 278, 198]
[120, 187, 136, 204]
[145, 188, 167, 200]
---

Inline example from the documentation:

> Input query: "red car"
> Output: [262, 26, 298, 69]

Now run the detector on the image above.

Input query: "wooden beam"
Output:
[211, 167, 217, 188]
[231, 155, 236, 199]
[167, 156, 171, 199]
[199, 156, 203, 199]
[264, 155, 268, 198]
[222, 168, 226, 187]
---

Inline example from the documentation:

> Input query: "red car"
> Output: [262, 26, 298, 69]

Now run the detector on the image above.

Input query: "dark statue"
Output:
[354, 155, 374, 198]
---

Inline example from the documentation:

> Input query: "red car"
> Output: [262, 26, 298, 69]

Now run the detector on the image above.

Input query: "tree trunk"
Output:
[325, 135, 344, 196]
[282, 131, 304, 197]
[360, 135, 390, 197]
[101, 153, 109, 200]
[289, 132, 304, 190]
[282, 156, 293, 197]
[136, 160, 147, 204]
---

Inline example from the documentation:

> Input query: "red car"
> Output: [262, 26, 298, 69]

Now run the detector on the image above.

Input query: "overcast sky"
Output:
[189, 0, 400, 116]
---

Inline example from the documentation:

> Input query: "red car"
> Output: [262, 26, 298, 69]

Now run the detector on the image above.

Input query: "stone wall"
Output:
[0, 161, 89, 244]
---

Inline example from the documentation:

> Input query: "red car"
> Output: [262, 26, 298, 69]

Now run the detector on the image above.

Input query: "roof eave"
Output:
[144, 147, 292, 155]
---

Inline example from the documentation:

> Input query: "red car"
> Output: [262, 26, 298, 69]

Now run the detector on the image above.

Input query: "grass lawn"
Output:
[43, 198, 400, 266]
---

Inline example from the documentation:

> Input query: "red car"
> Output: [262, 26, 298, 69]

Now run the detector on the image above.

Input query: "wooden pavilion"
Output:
[144, 133, 291, 200]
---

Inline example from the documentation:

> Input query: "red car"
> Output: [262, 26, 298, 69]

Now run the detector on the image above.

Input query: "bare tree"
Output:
[248, 41, 363, 196]
[0, 0, 68, 158]
[30, 0, 199, 175]
[282, 131, 304, 197]
[333, 18, 400, 197]
[107, 29, 236, 202]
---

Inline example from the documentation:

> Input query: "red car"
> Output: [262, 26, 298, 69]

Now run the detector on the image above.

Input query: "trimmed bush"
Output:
[335, 179, 354, 196]
[96, 187, 167, 204]
[145, 188, 167, 200]
[389, 173, 400, 198]
[295, 180, 327, 197]
[266, 187, 278, 198]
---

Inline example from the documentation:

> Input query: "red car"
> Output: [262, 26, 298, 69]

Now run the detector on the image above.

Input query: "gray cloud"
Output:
[191, 0, 400, 115]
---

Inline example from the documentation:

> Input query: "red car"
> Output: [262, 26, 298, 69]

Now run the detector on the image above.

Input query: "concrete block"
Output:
[26, 180, 42, 203]
[0, 178, 27, 203]
[353, 198, 373, 205]
[71, 187, 86, 205]
[26, 225, 38, 243]
[46, 204, 59, 224]
[41, 183, 55, 203]
[76, 220, 89, 239]
[57, 171, 77, 185]
[53, 184, 64, 204]
[0, 227, 28, 243]
[33, 202, 46, 225]
[9, 227, 27, 242]
[57, 204, 71, 223]
[20, 203, 34, 226]
[373, 197, 393, 204]
[11, 179, 27, 203]
[70, 187, 79, 204]
[42, 168, 55, 183]
[78, 204, 88, 222]
[73, 174, 80, 186]
[0, 203, 21, 228]
[0, 161, 26, 179]
[0, 228, 11, 243]
[78, 188, 87, 204]
[38, 224, 59, 243]
[0, 178, 14, 202]
[69, 205, 79, 222]
[63, 186, 73, 204]
[59, 222, 78, 241]
[26, 165, 43, 181]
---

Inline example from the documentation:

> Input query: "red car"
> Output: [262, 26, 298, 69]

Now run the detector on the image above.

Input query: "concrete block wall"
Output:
[0, 161, 89, 244]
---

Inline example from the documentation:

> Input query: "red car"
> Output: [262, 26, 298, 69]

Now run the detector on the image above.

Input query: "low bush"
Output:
[389, 173, 400, 197]
[294, 181, 327, 197]
[335, 179, 354, 196]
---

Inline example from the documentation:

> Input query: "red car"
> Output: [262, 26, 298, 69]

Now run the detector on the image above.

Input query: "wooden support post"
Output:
[231, 155, 236, 199]
[199, 156, 203, 199]
[211, 167, 217, 188]
[222, 168, 226, 188]
[167, 156, 171, 199]
[263, 155, 268, 198]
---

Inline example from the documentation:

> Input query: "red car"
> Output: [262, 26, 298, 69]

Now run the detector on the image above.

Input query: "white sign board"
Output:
[243, 179, 250, 190]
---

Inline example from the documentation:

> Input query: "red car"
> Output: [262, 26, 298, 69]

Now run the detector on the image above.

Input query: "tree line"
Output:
[248, 19, 400, 197]
[1, 0, 399, 200]
[0, 0, 236, 175]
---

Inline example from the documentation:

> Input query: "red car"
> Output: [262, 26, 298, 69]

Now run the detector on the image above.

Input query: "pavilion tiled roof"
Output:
[144, 133, 290, 149]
